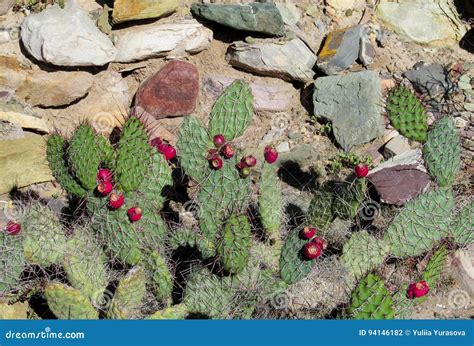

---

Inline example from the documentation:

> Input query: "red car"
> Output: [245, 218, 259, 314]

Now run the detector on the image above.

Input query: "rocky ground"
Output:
[0, 0, 473, 319]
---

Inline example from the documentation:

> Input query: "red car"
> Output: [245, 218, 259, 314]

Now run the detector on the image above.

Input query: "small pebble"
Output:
[276, 141, 290, 153]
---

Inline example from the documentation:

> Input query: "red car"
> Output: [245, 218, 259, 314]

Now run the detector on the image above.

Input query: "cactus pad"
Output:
[45, 283, 98, 319]
[208, 80, 253, 141]
[218, 215, 251, 274]
[450, 201, 474, 245]
[148, 304, 188, 319]
[258, 163, 283, 245]
[422, 246, 448, 288]
[144, 251, 173, 306]
[349, 273, 394, 319]
[0, 231, 25, 294]
[341, 231, 389, 279]
[386, 85, 428, 142]
[422, 117, 461, 187]
[107, 267, 146, 319]
[384, 188, 454, 257]
[307, 190, 335, 229]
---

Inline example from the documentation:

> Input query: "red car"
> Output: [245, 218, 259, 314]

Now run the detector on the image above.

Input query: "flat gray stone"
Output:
[404, 63, 453, 95]
[313, 70, 384, 151]
[191, 3, 284, 36]
[384, 134, 411, 157]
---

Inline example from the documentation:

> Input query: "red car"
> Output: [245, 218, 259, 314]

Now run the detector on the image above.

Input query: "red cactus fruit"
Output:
[355, 164, 369, 178]
[109, 193, 124, 209]
[97, 181, 113, 196]
[127, 207, 142, 222]
[236, 160, 247, 170]
[6, 221, 21, 235]
[213, 134, 225, 147]
[220, 144, 235, 159]
[312, 236, 328, 250]
[407, 280, 430, 299]
[244, 155, 257, 167]
[150, 137, 163, 149]
[207, 149, 219, 160]
[301, 226, 316, 240]
[160, 144, 176, 160]
[303, 242, 321, 260]
[97, 169, 112, 183]
[264, 146, 278, 164]
[211, 157, 223, 170]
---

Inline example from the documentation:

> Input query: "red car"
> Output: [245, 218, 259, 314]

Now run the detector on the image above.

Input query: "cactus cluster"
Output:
[386, 84, 428, 142]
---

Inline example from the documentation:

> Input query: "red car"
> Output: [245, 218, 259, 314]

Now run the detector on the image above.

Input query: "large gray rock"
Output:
[227, 38, 316, 82]
[20, 4, 116, 66]
[313, 70, 384, 151]
[191, 3, 284, 36]
[376, 0, 466, 48]
[114, 19, 213, 62]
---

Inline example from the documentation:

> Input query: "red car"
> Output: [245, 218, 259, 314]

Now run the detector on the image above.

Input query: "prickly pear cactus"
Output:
[140, 152, 173, 211]
[280, 227, 317, 285]
[307, 190, 334, 229]
[168, 228, 216, 259]
[332, 179, 367, 220]
[21, 204, 66, 267]
[107, 267, 146, 319]
[46, 134, 87, 197]
[208, 80, 253, 141]
[340, 231, 389, 279]
[450, 201, 474, 245]
[68, 124, 102, 190]
[184, 268, 234, 319]
[62, 228, 108, 302]
[45, 283, 98, 319]
[218, 215, 251, 274]
[0, 231, 25, 294]
[148, 304, 188, 320]
[258, 163, 283, 245]
[422, 117, 460, 187]
[386, 85, 428, 142]
[422, 246, 448, 288]
[143, 251, 173, 306]
[176, 116, 212, 183]
[384, 188, 454, 257]
[96, 135, 115, 168]
[115, 117, 152, 192]
[349, 273, 394, 319]
[198, 160, 251, 247]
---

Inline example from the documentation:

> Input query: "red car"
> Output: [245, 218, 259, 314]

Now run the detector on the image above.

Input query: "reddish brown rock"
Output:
[134, 60, 199, 119]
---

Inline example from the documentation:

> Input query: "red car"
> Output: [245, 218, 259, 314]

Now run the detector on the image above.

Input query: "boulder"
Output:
[20, 4, 116, 66]
[114, 20, 213, 63]
[134, 60, 199, 119]
[112, 0, 177, 24]
[191, 3, 284, 36]
[404, 62, 453, 95]
[227, 38, 316, 82]
[313, 70, 384, 151]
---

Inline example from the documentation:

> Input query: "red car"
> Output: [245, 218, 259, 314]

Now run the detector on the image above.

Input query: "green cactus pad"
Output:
[332, 179, 367, 221]
[62, 229, 108, 302]
[450, 201, 474, 245]
[349, 273, 394, 319]
[147, 304, 188, 320]
[387, 85, 428, 142]
[177, 116, 212, 183]
[341, 231, 389, 279]
[307, 190, 335, 229]
[68, 124, 102, 190]
[384, 188, 454, 258]
[280, 227, 317, 285]
[115, 117, 152, 192]
[46, 134, 87, 197]
[258, 163, 283, 245]
[184, 268, 233, 319]
[0, 231, 25, 294]
[218, 215, 251, 274]
[423, 117, 461, 187]
[22, 204, 66, 267]
[392, 285, 415, 319]
[168, 228, 216, 258]
[208, 80, 253, 141]
[45, 283, 98, 319]
[96, 135, 115, 168]
[144, 251, 173, 306]
[140, 152, 173, 211]
[422, 246, 448, 288]
[198, 159, 251, 245]
[107, 267, 146, 319]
